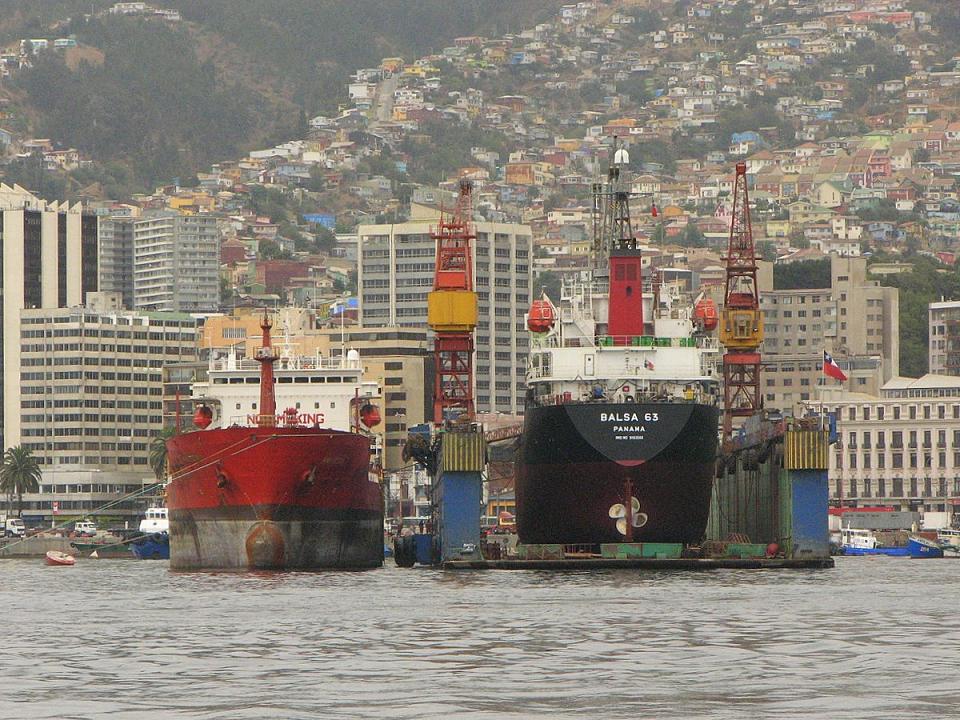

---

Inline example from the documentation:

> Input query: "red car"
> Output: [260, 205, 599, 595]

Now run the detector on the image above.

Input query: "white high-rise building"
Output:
[134, 212, 220, 313]
[1, 184, 98, 451]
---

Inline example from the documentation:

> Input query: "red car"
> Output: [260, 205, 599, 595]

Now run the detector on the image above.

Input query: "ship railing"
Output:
[208, 356, 349, 372]
[593, 335, 705, 349]
[534, 387, 717, 407]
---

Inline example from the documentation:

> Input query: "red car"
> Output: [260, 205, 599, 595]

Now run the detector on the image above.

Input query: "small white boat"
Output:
[45, 550, 76, 566]
[936, 528, 960, 550]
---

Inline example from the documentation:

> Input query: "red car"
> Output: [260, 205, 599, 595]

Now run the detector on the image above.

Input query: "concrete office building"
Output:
[807, 375, 960, 518]
[134, 212, 220, 313]
[758, 255, 898, 414]
[1, 184, 98, 451]
[357, 210, 533, 414]
[17, 299, 198, 468]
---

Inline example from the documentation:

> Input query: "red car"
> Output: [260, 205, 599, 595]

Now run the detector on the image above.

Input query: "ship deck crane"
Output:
[428, 179, 478, 424]
[720, 162, 764, 442]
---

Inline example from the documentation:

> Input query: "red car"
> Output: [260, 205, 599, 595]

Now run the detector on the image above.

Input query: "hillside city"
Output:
[3, 0, 960, 529]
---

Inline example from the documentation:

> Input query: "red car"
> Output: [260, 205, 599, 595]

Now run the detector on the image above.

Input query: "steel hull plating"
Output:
[166, 427, 383, 570]
[516, 402, 720, 545]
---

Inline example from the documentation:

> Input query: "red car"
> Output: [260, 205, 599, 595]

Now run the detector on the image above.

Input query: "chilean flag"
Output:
[823, 350, 847, 382]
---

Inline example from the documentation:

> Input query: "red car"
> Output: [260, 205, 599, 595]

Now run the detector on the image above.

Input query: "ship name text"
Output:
[600, 412, 659, 423]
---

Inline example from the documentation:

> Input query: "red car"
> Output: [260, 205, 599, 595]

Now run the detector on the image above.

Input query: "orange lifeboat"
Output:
[193, 405, 213, 429]
[360, 403, 381, 428]
[694, 298, 718, 331]
[527, 299, 556, 334]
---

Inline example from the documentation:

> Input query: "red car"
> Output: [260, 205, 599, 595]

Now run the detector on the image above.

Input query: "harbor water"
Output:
[2, 557, 959, 719]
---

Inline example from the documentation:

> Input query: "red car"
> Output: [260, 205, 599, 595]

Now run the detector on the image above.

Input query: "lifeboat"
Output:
[45, 551, 76, 566]
[193, 405, 213, 429]
[694, 298, 718, 331]
[527, 299, 556, 334]
[360, 403, 381, 428]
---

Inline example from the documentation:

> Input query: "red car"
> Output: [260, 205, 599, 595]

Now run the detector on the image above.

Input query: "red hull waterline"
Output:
[166, 427, 383, 571]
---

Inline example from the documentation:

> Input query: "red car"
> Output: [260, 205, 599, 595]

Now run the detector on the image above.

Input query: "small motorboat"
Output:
[45, 550, 76, 566]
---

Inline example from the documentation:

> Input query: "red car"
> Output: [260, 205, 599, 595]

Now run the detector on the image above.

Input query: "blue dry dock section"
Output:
[403, 419, 833, 570]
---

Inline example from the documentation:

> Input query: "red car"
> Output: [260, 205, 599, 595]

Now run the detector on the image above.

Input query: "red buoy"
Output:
[694, 298, 719, 332]
[193, 405, 213, 429]
[765, 542, 779, 558]
[527, 299, 556, 334]
[360, 403, 381, 428]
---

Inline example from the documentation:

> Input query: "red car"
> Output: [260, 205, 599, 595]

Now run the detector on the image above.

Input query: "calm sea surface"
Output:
[1, 556, 959, 719]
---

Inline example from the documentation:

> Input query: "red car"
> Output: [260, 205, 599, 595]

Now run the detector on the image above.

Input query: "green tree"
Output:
[148, 427, 178, 482]
[258, 239, 292, 260]
[650, 223, 666, 245]
[0, 446, 42, 518]
[773, 258, 831, 290]
[680, 223, 706, 247]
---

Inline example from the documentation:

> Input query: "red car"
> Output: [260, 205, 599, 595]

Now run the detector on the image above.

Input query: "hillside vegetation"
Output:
[5, 1, 561, 189]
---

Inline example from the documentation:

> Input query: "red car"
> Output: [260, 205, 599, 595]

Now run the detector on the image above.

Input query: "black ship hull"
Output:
[516, 402, 720, 545]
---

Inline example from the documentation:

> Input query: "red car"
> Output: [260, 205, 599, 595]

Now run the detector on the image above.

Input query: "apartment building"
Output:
[809, 375, 960, 517]
[1, 184, 99, 450]
[758, 255, 898, 413]
[134, 212, 220, 313]
[98, 215, 136, 309]
[357, 211, 532, 415]
[929, 300, 960, 375]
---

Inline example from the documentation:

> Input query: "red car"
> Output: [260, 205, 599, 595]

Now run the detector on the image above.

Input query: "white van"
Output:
[74, 521, 97, 537]
[4, 518, 25, 537]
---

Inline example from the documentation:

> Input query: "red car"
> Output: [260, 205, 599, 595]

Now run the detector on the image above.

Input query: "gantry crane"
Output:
[720, 162, 764, 441]
[427, 179, 478, 424]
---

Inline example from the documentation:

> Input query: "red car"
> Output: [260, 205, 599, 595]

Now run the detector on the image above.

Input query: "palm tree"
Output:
[149, 427, 178, 482]
[0, 446, 42, 518]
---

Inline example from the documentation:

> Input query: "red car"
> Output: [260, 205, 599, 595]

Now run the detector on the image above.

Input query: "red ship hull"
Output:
[166, 427, 383, 570]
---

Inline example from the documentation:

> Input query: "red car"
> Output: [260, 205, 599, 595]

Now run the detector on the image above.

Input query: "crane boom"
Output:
[427, 179, 478, 424]
[720, 162, 763, 441]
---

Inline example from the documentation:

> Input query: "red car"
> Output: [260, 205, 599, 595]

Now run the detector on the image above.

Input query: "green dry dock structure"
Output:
[707, 424, 831, 561]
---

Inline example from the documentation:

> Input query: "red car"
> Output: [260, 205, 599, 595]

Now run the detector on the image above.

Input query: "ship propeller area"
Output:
[609, 497, 648, 536]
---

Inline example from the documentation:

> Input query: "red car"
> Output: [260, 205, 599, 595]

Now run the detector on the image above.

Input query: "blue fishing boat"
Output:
[907, 536, 944, 559]
[839, 528, 909, 556]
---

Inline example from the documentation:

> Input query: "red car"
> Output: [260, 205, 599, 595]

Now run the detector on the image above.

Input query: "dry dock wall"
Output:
[708, 428, 830, 559]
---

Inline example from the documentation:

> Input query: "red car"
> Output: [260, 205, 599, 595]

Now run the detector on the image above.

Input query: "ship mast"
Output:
[254, 310, 279, 428]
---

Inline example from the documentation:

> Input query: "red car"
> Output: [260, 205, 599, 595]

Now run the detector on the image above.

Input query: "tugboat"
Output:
[165, 312, 383, 570]
[129, 507, 170, 560]
[516, 143, 722, 546]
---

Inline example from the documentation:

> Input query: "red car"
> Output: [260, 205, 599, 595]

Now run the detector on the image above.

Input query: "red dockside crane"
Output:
[427, 180, 478, 424]
[719, 162, 764, 441]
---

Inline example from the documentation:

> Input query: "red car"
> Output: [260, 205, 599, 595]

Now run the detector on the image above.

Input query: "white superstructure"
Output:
[192, 346, 380, 432]
[527, 275, 721, 406]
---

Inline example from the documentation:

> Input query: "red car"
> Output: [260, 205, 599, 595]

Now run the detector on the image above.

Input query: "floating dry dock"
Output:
[401, 417, 834, 571]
